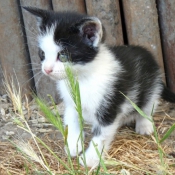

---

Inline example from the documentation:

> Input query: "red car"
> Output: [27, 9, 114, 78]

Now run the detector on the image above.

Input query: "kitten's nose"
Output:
[44, 68, 53, 74]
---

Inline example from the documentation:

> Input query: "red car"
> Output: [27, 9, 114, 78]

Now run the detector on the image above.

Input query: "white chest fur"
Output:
[57, 45, 122, 124]
[58, 77, 107, 124]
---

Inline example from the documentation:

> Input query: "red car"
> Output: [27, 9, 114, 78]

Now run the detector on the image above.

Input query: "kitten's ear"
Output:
[72, 17, 103, 47]
[22, 6, 48, 26]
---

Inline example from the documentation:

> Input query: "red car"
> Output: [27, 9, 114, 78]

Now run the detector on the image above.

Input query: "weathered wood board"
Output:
[0, 0, 34, 98]
[85, 0, 123, 45]
[157, 0, 175, 92]
[122, 0, 165, 75]
[52, 0, 86, 13]
[1, 0, 175, 97]
[0, 64, 5, 95]
[20, 0, 60, 102]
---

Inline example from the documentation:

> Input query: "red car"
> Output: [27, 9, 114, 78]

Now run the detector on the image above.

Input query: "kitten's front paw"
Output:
[136, 118, 153, 135]
[79, 148, 101, 168]
[65, 133, 84, 157]
[65, 140, 82, 157]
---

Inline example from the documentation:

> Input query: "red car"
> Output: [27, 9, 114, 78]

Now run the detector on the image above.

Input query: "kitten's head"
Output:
[23, 7, 105, 80]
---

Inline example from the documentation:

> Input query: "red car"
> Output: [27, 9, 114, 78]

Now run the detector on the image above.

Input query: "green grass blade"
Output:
[160, 123, 175, 144]
[64, 64, 88, 173]
[92, 141, 107, 173]
[35, 97, 64, 135]
[35, 97, 76, 174]
[119, 91, 152, 122]
[120, 92, 167, 171]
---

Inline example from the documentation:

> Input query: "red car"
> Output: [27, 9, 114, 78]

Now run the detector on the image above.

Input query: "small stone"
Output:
[0, 108, 5, 115]
[43, 123, 52, 127]
[30, 120, 38, 124]
[32, 124, 43, 128]
[5, 131, 15, 136]
[120, 169, 130, 175]
[21, 132, 31, 140]
[2, 94, 8, 99]
[2, 135, 10, 140]
[38, 128, 52, 133]
[37, 117, 46, 123]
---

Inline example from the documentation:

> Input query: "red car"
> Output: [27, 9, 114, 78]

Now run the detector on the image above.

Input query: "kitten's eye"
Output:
[38, 49, 45, 61]
[57, 51, 69, 62]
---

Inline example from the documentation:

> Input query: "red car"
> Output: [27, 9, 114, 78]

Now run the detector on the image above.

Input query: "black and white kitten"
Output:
[24, 7, 175, 167]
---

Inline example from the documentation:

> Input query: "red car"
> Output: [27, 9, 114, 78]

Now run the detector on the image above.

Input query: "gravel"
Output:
[0, 94, 64, 141]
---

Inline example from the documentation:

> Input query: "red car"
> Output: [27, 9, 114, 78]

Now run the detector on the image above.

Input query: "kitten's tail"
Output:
[161, 84, 175, 103]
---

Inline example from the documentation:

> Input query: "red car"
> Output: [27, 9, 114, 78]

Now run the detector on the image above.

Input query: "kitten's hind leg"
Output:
[135, 114, 153, 135]
[135, 101, 158, 135]
[79, 122, 120, 167]
[135, 88, 160, 135]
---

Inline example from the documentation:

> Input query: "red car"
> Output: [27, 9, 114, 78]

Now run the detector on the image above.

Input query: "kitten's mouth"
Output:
[47, 71, 67, 81]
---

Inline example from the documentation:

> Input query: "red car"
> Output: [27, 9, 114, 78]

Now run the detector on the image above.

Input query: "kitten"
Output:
[24, 7, 175, 167]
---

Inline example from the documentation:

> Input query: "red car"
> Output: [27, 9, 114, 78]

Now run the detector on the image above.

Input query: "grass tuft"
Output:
[1, 69, 175, 174]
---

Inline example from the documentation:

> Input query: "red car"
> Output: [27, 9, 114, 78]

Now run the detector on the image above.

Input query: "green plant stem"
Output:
[64, 65, 88, 172]
[35, 96, 76, 174]
[120, 91, 167, 174]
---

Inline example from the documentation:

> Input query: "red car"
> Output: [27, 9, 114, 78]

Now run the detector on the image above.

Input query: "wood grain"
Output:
[0, 0, 34, 97]
[122, 0, 164, 75]
[52, 0, 86, 13]
[20, 0, 60, 102]
[157, 0, 175, 92]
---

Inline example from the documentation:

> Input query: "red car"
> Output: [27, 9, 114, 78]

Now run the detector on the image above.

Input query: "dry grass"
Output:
[1, 73, 175, 174]
[0, 110, 175, 174]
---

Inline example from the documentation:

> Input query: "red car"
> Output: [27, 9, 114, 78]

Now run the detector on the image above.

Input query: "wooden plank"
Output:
[0, 64, 5, 95]
[85, 0, 123, 45]
[52, 0, 86, 13]
[122, 0, 164, 74]
[20, 0, 60, 102]
[157, 0, 175, 92]
[0, 0, 34, 98]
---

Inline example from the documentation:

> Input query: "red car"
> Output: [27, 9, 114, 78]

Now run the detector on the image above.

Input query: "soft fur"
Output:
[24, 7, 175, 168]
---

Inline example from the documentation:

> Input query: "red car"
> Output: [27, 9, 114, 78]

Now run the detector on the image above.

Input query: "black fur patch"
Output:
[92, 126, 101, 136]
[96, 45, 162, 126]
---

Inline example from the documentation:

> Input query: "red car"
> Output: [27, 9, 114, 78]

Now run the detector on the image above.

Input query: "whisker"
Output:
[29, 68, 41, 71]
[35, 74, 44, 87]
[25, 68, 41, 74]
[22, 71, 42, 86]
[25, 41, 38, 47]
[22, 63, 41, 66]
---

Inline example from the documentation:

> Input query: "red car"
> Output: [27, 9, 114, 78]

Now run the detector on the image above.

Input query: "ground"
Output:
[0, 94, 175, 174]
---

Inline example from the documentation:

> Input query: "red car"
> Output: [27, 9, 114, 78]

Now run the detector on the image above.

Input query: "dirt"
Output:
[0, 94, 64, 142]
[0, 93, 175, 142]
[0, 94, 175, 174]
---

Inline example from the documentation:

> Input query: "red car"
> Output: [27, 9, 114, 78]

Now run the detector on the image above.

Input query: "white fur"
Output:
[38, 25, 67, 80]
[135, 82, 162, 135]
[38, 25, 162, 167]
[64, 106, 83, 156]
[57, 44, 123, 166]
[39, 29, 122, 166]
